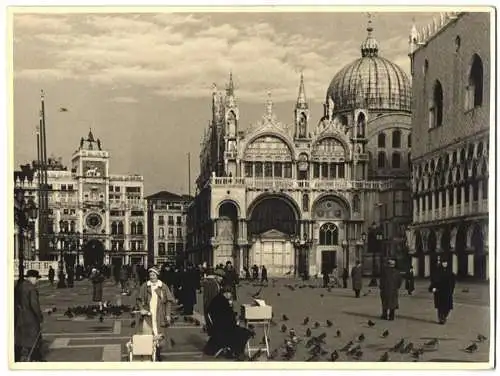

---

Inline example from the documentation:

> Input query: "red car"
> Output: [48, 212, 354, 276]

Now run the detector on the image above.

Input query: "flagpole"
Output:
[188, 152, 191, 197]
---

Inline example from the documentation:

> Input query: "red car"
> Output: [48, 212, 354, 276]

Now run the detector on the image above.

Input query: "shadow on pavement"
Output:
[342, 311, 437, 325]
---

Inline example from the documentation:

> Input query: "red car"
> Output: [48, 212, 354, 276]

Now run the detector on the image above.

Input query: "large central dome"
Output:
[326, 20, 412, 114]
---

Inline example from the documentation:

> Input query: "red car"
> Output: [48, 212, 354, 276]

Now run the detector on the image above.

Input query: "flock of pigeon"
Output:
[243, 280, 488, 362]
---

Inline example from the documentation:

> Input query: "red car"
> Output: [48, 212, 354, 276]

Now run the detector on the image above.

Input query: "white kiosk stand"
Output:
[240, 299, 273, 357]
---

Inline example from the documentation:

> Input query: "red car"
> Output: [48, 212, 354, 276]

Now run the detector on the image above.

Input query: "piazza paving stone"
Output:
[36, 277, 491, 363]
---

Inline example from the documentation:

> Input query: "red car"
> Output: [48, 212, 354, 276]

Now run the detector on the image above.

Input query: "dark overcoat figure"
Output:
[90, 269, 105, 303]
[405, 267, 415, 295]
[379, 260, 402, 320]
[223, 262, 239, 301]
[351, 261, 363, 298]
[261, 266, 268, 283]
[428, 261, 456, 324]
[205, 288, 252, 358]
[48, 267, 55, 286]
[181, 265, 198, 315]
[322, 270, 330, 288]
[342, 268, 349, 289]
[14, 271, 44, 361]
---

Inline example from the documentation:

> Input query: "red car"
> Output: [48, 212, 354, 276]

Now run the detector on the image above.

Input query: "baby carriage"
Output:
[126, 310, 164, 362]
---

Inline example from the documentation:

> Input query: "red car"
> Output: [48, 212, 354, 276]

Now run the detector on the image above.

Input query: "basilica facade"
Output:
[186, 21, 413, 277]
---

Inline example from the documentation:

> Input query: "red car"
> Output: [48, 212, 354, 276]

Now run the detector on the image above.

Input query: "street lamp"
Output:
[369, 223, 382, 287]
[14, 189, 38, 283]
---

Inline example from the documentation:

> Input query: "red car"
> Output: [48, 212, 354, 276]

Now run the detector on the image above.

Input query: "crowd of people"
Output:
[13, 256, 457, 362]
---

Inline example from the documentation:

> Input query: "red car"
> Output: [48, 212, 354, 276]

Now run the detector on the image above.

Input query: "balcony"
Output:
[208, 176, 390, 191]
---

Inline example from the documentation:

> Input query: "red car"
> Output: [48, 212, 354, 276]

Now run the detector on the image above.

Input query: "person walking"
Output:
[203, 268, 224, 324]
[351, 260, 363, 298]
[379, 259, 402, 320]
[322, 268, 330, 288]
[405, 266, 416, 295]
[14, 270, 44, 362]
[48, 266, 55, 286]
[181, 263, 198, 316]
[119, 265, 129, 295]
[261, 265, 268, 284]
[136, 266, 175, 360]
[223, 261, 239, 301]
[341, 267, 349, 289]
[428, 258, 456, 324]
[90, 268, 105, 310]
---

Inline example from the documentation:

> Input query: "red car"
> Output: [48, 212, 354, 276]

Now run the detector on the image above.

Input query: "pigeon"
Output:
[367, 320, 376, 327]
[277, 293, 281, 297]
[59, 107, 68, 112]
[357, 333, 365, 342]
[249, 349, 263, 361]
[267, 348, 279, 360]
[391, 339, 405, 352]
[402, 342, 414, 354]
[379, 352, 389, 362]
[306, 328, 312, 337]
[330, 350, 339, 361]
[303, 317, 310, 325]
[326, 320, 333, 328]
[340, 341, 353, 352]
[52, 307, 57, 312]
[352, 349, 363, 360]
[464, 343, 478, 353]
[282, 314, 289, 321]
[347, 344, 361, 355]
[424, 338, 439, 347]
[477, 334, 487, 342]
[251, 287, 263, 298]
[335, 330, 342, 337]
[314, 322, 320, 329]
[289, 329, 296, 337]
[281, 324, 287, 333]
[320, 294, 324, 298]
[411, 348, 424, 358]
[64, 309, 74, 318]
[381, 329, 389, 338]
[462, 288, 469, 293]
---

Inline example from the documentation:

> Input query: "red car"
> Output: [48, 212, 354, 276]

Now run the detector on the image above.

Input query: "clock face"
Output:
[86, 213, 103, 229]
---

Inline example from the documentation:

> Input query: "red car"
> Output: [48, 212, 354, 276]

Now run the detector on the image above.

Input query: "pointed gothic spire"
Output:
[266, 91, 273, 118]
[226, 71, 234, 96]
[296, 71, 308, 109]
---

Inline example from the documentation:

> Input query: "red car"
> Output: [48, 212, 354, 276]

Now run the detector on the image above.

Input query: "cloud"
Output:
[107, 96, 139, 103]
[13, 12, 413, 103]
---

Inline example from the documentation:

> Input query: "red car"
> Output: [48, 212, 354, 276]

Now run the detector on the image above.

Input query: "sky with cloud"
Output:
[13, 9, 440, 195]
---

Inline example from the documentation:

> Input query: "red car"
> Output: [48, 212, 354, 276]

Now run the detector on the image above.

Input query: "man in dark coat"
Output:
[48, 266, 55, 286]
[379, 259, 402, 320]
[351, 260, 363, 298]
[119, 265, 129, 294]
[204, 285, 253, 359]
[341, 267, 349, 289]
[181, 263, 198, 315]
[261, 265, 268, 284]
[429, 259, 456, 324]
[223, 261, 239, 301]
[405, 266, 415, 295]
[15, 270, 44, 361]
[90, 268, 105, 310]
[322, 268, 330, 288]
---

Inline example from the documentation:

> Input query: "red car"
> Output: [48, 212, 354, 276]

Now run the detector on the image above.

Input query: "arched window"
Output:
[430, 80, 444, 128]
[467, 54, 483, 109]
[137, 222, 144, 235]
[352, 194, 360, 213]
[378, 133, 386, 148]
[130, 222, 137, 235]
[392, 152, 401, 168]
[377, 151, 386, 168]
[70, 220, 75, 232]
[111, 222, 117, 235]
[319, 223, 339, 246]
[302, 194, 309, 212]
[408, 134, 412, 148]
[118, 221, 124, 235]
[392, 130, 401, 148]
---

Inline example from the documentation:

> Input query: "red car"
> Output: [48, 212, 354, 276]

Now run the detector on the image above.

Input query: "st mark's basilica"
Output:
[186, 20, 413, 277]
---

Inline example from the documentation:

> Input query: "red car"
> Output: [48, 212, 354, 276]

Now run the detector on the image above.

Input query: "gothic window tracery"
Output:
[319, 223, 339, 246]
